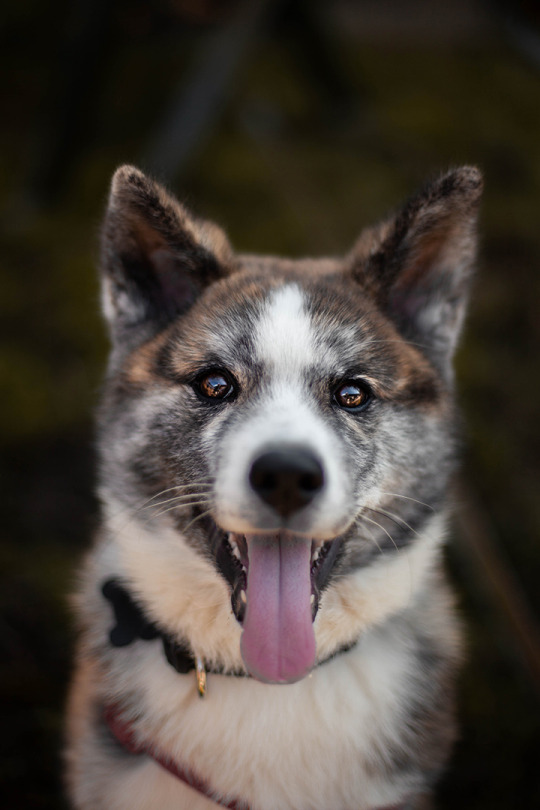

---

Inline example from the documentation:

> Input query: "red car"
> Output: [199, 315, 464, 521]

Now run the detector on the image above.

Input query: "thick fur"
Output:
[65, 165, 482, 810]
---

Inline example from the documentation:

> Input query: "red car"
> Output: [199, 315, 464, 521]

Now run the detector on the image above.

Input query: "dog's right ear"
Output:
[100, 166, 236, 345]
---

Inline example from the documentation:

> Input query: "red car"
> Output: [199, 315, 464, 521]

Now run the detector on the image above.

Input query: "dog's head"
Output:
[97, 166, 481, 684]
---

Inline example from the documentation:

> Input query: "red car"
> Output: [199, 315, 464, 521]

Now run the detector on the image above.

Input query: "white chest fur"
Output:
[101, 625, 422, 810]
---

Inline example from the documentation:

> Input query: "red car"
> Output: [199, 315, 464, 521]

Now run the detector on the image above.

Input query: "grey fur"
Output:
[65, 166, 482, 810]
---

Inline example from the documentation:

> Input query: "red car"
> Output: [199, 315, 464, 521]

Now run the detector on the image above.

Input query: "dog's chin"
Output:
[210, 521, 343, 684]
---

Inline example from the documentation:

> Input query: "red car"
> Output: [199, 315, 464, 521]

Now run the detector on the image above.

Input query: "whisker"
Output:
[141, 492, 214, 512]
[150, 482, 214, 494]
[131, 483, 213, 516]
[152, 499, 213, 520]
[353, 517, 385, 557]
[180, 509, 215, 534]
[357, 512, 400, 555]
[363, 506, 420, 539]
[379, 492, 435, 511]
[107, 482, 214, 532]
[138, 483, 213, 505]
[358, 510, 414, 606]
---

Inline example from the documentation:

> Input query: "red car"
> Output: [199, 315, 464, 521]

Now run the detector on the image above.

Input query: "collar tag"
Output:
[195, 655, 207, 698]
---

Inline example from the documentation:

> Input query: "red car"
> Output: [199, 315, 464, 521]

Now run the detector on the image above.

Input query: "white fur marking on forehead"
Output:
[255, 284, 317, 374]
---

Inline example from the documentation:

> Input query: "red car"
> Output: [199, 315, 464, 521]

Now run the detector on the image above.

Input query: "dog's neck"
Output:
[102, 578, 247, 696]
[101, 577, 357, 696]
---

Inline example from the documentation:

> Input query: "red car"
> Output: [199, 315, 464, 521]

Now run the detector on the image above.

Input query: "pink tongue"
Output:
[240, 534, 316, 684]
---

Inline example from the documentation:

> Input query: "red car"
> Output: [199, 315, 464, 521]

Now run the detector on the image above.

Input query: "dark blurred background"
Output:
[2, 0, 540, 807]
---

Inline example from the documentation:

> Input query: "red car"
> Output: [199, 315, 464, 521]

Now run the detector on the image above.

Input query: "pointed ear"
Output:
[100, 166, 236, 344]
[348, 167, 482, 379]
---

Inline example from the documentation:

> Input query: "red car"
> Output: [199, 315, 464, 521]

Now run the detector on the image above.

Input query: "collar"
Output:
[102, 577, 357, 696]
[104, 701, 409, 810]
[104, 702, 250, 809]
[102, 578, 216, 696]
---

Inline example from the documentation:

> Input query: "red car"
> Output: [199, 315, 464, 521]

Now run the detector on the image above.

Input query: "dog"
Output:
[65, 164, 482, 810]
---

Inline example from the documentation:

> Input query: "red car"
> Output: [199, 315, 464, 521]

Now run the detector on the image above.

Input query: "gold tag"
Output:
[195, 656, 207, 698]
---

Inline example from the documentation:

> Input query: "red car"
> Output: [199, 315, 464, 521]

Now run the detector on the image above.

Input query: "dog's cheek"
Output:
[104, 389, 216, 513]
[158, 407, 219, 486]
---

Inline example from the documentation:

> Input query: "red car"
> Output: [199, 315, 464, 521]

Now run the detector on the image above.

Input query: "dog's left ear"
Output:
[348, 167, 482, 379]
[100, 165, 236, 347]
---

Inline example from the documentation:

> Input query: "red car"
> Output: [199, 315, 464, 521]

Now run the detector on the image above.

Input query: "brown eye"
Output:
[334, 380, 371, 412]
[194, 369, 236, 402]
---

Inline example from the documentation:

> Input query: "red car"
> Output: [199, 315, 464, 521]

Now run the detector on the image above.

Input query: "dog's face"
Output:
[98, 166, 481, 684]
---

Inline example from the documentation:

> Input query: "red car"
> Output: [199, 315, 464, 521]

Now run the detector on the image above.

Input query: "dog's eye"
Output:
[193, 369, 236, 402]
[334, 380, 371, 412]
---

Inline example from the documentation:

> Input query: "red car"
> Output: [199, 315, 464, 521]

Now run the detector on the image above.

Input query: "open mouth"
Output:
[213, 526, 343, 684]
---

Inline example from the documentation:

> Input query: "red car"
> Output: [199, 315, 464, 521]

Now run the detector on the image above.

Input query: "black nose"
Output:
[249, 446, 324, 518]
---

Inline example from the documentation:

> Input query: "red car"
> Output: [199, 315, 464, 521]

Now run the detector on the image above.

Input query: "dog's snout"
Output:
[249, 446, 324, 518]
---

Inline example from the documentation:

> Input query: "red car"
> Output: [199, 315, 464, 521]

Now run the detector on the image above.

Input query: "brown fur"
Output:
[66, 165, 482, 810]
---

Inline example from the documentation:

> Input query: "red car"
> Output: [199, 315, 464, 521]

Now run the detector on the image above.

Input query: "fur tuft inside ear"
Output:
[100, 165, 236, 346]
[348, 166, 483, 378]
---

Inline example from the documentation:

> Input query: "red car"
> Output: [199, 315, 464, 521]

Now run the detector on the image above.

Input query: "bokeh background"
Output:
[2, 1, 540, 807]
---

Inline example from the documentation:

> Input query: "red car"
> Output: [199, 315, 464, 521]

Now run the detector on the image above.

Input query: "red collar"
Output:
[104, 703, 249, 809]
[104, 702, 407, 810]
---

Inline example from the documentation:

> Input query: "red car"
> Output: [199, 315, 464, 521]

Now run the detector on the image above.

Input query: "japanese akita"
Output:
[65, 165, 482, 810]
